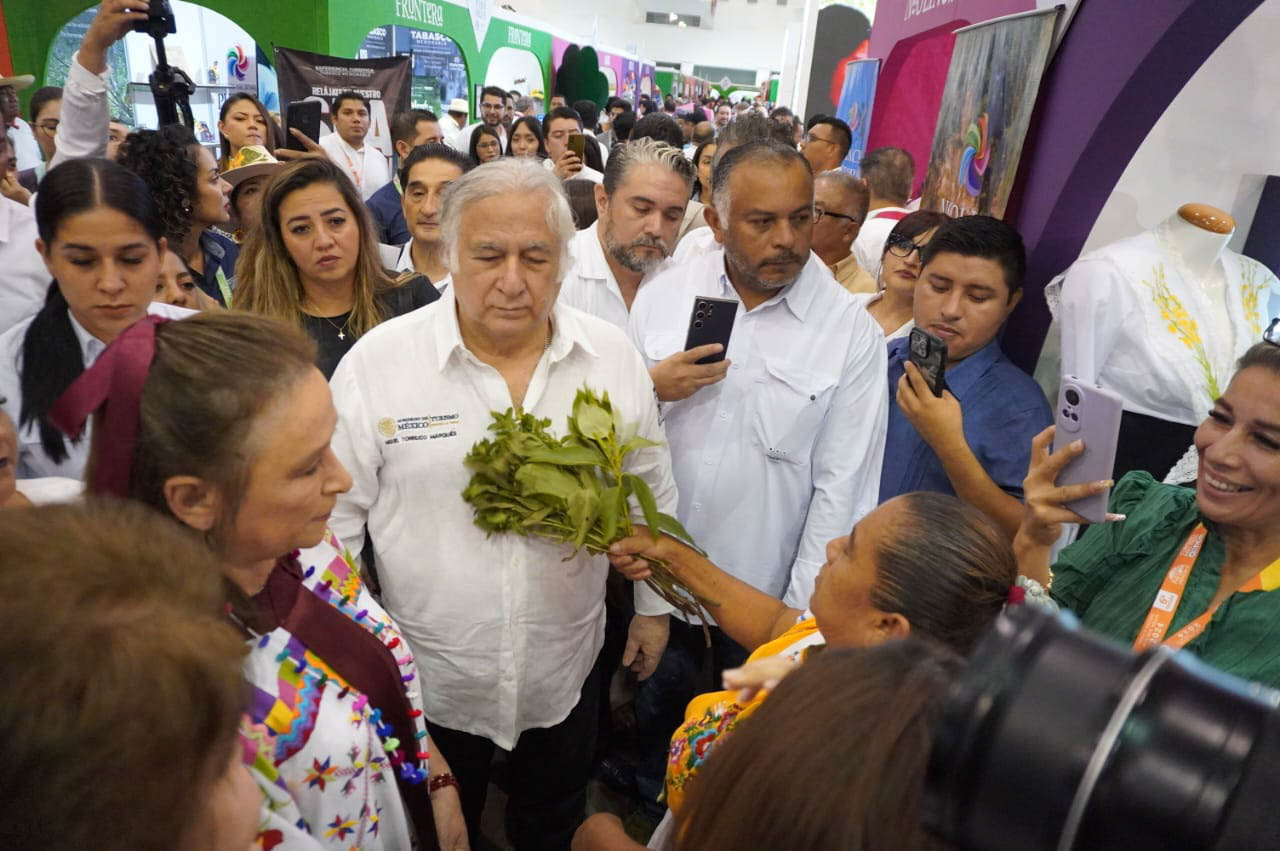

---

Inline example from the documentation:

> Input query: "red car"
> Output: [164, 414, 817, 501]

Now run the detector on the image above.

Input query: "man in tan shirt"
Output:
[813, 169, 876, 293]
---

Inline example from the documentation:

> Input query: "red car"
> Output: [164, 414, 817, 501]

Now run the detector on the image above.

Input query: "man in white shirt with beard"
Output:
[623, 139, 888, 803]
[329, 158, 677, 849]
[318, 91, 389, 201]
[558, 138, 694, 330]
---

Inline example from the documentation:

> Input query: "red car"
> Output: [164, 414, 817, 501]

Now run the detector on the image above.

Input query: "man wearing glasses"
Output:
[812, 169, 875, 293]
[800, 116, 851, 174]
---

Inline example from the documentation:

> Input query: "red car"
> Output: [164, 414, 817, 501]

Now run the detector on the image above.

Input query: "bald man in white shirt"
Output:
[624, 140, 887, 796]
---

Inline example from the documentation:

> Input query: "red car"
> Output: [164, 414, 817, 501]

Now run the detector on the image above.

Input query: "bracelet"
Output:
[428, 772, 459, 794]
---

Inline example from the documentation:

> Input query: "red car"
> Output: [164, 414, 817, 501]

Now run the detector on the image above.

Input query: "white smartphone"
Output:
[1052, 377, 1124, 524]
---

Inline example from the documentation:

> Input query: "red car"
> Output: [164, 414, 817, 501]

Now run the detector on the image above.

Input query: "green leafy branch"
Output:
[462, 386, 713, 636]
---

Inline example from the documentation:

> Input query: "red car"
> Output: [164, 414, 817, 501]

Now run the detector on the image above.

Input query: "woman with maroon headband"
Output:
[51, 312, 468, 850]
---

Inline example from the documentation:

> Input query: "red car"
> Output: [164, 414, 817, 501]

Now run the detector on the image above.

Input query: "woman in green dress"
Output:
[1017, 333, 1280, 686]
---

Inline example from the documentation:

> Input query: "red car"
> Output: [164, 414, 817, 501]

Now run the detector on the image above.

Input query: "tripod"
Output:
[147, 32, 195, 128]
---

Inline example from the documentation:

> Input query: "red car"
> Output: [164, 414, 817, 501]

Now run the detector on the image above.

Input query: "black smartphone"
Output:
[285, 100, 322, 151]
[132, 0, 175, 36]
[908, 327, 948, 397]
[684, 296, 737, 364]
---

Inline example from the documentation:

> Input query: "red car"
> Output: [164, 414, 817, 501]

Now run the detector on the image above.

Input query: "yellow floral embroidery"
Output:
[1239, 258, 1267, 338]
[1143, 263, 1221, 400]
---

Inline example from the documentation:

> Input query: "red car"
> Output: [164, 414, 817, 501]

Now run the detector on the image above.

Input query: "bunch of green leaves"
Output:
[463, 385, 711, 626]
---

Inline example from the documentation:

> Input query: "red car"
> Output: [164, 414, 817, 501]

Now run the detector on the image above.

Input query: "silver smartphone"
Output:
[1052, 377, 1124, 524]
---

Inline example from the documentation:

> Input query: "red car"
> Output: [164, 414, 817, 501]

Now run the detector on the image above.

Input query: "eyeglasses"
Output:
[886, 233, 927, 258]
[36, 120, 59, 135]
[814, 207, 859, 225]
[1265, 317, 1280, 346]
[803, 133, 838, 148]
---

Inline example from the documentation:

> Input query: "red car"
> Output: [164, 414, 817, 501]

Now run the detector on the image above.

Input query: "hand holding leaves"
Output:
[462, 386, 711, 627]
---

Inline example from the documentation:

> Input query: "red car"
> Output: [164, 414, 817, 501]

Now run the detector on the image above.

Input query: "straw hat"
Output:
[447, 98, 469, 115]
[221, 145, 284, 187]
[0, 74, 35, 91]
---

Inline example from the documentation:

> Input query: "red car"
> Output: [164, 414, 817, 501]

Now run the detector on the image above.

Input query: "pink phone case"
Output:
[1052, 378, 1124, 524]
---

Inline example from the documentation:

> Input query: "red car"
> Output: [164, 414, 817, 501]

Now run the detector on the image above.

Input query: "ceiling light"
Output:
[669, 11, 678, 20]
[678, 19, 687, 26]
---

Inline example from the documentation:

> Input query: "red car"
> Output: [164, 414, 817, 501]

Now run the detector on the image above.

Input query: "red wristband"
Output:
[429, 772, 459, 794]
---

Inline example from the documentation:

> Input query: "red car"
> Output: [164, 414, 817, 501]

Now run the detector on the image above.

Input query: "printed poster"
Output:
[920, 8, 1059, 219]
[834, 58, 879, 175]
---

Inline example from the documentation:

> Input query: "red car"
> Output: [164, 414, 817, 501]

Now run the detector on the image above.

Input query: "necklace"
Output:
[315, 312, 352, 340]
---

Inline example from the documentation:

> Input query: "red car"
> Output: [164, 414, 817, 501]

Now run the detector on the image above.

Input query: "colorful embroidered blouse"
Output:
[243, 531, 430, 849]
[664, 618, 825, 814]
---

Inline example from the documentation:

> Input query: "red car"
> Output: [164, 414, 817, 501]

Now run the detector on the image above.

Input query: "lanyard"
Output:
[1133, 523, 1280, 651]
[213, 267, 234, 307]
[338, 139, 364, 192]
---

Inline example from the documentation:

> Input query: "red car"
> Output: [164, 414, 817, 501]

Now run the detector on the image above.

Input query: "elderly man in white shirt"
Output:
[328, 157, 677, 849]
[318, 92, 389, 201]
[624, 139, 888, 796]
[559, 138, 693, 330]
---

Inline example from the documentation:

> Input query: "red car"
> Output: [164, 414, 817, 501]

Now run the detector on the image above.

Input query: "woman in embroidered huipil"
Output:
[53, 312, 468, 850]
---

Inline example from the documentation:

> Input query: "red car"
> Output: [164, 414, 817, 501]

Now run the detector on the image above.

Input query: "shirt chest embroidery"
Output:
[378, 413, 461, 445]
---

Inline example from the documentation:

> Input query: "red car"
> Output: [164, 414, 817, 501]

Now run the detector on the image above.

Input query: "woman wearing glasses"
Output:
[1018, 332, 1280, 688]
[849, 210, 949, 340]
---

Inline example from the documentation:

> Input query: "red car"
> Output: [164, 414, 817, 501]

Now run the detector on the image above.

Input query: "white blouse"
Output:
[1052, 228, 1279, 426]
[848, 291, 914, 342]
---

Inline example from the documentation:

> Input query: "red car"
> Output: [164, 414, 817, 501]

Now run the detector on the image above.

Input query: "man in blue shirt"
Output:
[365, 109, 443, 246]
[880, 214, 1051, 538]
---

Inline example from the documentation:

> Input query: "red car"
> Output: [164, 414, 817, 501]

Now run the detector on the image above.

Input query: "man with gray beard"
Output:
[558, 138, 697, 331]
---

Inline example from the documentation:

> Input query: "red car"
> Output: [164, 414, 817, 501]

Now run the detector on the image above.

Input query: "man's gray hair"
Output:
[710, 113, 787, 170]
[514, 95, 535, 114]
[815, 169, 871, 221]
[711, 139, 811, 221]
[602, 137, 695, 198]
[441, 158, 576, 279]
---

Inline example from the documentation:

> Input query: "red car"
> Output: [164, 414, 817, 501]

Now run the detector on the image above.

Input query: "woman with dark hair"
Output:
[49, 312, 469, 850]
[0, 158, 189, 480]
[468, 123, 503, 165]
[608, 490, 1019, 817]
[233, 157, 439, 378]
[673, 641, 960, 851]
[691, 139, 716, 202]
[1020, 338, 1280, 689]
[853, 210, 950, 340]
[0, 501, 261, 850]
[117, 126, 237, 306]
[216, 92, 282, 171]
[506, 115, 548, 159]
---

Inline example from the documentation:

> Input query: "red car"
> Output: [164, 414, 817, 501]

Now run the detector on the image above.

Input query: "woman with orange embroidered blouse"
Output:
[51, 312, 468, 850]
[606, 491, 1018, 819]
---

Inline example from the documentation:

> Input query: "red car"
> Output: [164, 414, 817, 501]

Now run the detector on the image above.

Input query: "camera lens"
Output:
[698, 301, 707, 310]
[696, 311, 705, 319]
[1065, 388, 1081, 406]
[694, 320, 703, 328]
[925, 607, 1280, 850]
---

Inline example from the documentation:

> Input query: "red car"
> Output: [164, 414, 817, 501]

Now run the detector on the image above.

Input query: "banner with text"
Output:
[835, 58, 880, 175]
[920, 8, 1058, 219]
[274, 46, 411, 164]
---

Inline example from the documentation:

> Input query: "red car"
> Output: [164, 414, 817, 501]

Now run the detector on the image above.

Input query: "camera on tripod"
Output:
[130, 0, 193, 128]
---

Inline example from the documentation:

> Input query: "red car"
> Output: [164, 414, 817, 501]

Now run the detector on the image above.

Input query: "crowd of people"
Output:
[3, 2, 1280, 849]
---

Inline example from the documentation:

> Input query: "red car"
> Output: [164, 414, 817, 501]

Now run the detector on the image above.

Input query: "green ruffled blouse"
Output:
[1051, 471, 1280, 688]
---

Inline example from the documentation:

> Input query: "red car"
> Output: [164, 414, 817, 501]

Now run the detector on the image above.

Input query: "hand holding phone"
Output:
[1052, 378, 1124, 524]
[684, 297, 737, 364]
[285, 101, 322, 152]
[908, 328, 948, 397]
[567, 133, 586, 159]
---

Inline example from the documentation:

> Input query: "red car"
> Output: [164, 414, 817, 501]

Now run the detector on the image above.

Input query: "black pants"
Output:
[426, 651, 604, 851]
[632, 620, 749, 801]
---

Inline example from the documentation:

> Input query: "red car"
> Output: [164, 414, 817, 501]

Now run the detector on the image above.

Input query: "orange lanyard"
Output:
[338, 141, 364, 191]
[1133, 523, 1280, 651]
